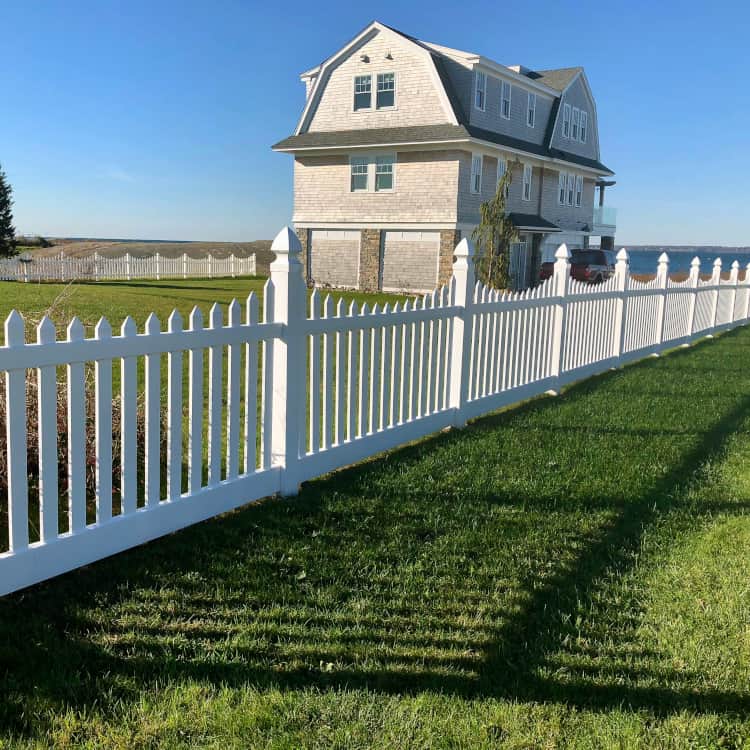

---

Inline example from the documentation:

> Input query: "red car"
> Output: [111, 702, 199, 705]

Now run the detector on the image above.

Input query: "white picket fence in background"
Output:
[0, 251, 256, 282]
[1, 229, 748, 596]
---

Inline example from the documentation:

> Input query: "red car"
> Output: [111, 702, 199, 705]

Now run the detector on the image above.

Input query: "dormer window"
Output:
[527, 92, 536, 127]
[571, 107, 580, 140]
[562, 103, 571, 138]
[354, 75, 371, 111]
[377, 73, 395, 108]
[575, 175, 583, 207]
[522, 164, 532, 201]
[580, 111, 588, 143]
[501, 81, 511, 119]
[474, 71, 486, 111]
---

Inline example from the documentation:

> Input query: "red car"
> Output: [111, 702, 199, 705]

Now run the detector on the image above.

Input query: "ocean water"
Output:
[627, 250, 750, 277]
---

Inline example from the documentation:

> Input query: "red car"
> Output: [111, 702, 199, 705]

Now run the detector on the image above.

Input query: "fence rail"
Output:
[1, 231, 748, 596]
[0, 251, 257, 282]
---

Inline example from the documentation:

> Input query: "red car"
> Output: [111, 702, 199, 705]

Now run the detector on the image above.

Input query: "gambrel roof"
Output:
[274, 21, 613, 176]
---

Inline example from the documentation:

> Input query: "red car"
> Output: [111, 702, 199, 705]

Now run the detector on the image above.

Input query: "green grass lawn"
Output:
[0, 284, 749, 748]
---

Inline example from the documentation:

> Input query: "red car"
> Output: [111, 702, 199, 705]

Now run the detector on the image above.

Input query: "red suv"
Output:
[539, 249, 616, 284]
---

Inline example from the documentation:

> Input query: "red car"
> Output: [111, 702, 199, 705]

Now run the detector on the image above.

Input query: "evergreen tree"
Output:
[471, 162, 518, 289]
[0, 163, 16, 257]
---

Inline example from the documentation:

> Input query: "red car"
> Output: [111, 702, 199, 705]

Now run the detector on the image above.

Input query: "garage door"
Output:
[381, 230, 440, 293]
[310, 230, 360, 289]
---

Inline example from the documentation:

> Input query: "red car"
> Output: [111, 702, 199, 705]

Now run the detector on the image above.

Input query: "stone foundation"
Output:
[295, 227, 311, 284]
[438, 230, 461, 287]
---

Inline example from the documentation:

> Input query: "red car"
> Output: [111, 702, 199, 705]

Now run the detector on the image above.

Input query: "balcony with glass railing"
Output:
[593, 205, 617, 233]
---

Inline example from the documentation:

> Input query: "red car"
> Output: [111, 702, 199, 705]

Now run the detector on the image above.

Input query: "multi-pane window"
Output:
[575, 175, 583, 207]
[580, 111, 588, 143]
[350, 157, 369, 191]
[376, 73, 395, 108]
[571, 107, 580, 140]
[566, 174, 574, 205]
[527, 92, 536, 127]
[501, 81, 511, 119]
[562, 103, 571, 138]
[375, 155, 394, 191]
[522, 164, 532, 201]
[496, 157, 507, 193]
[558, 172, 567, 204]
[354, 75, 371, 111]
[475, 71, 486, 110]
[470, 154, 483, 194]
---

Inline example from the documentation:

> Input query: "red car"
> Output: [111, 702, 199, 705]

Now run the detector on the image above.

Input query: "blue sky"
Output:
[2, 0, 748, 245]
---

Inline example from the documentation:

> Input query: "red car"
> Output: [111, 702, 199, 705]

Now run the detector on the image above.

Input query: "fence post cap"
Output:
[271, 226, 301, 257]
[658, 251, 670, 264]
[616, 248, 629, 262]
[731, 260, 740, 269]
[555, 243, 571, 261]
[691, 256, 701, 267]
[454, 237, 474, 259]
[714, 257, 723, 267]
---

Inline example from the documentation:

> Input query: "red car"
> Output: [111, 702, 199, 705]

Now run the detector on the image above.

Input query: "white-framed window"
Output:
[571, 107, 580, 140]
[522, 164, 532, 201]
[376, 72, 395, 109]
[566, 173, 574, 205]
[375, 154, 395, 191]
[527, 92, 536, 127]
[575, 175, 583, 207]
[580, 111, 588, 143]
[470, 154, 483, 194]
[474, 71, 486, 111]
[354, 75, 372, 111]
[501, 81, 511, 119]
[350, 156, 369, 191]
[562, 103, 571, 138]
[496, 157, 507, 193]
[558, 171, 567, 205]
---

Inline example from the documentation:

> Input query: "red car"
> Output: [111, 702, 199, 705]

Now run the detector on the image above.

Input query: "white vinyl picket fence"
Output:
[1, 229, 748, 596]
[0, 251, 256, 282]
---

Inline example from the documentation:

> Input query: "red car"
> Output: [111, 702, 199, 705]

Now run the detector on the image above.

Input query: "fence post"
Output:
[729, 260, 739, 326]
[22, 260, 28, 284]
[126, 252, 132, 281]
[448, 237, 475, 427]
[611, 248, 629, 362]
[653, 252, 669, 355]
[744, 263, 750, 322]
[94, 252, 100, 282]
[548, 243, 571, 393]
[209, 254, 214, 279]
[60, 251, 66, 283]
[685, 256, 700, 344]
[155, 252, 161, 281]
[231, 253, 236, 278]
[268, 227, 307, 496]
[708, 258, 722, 336]
[183, 253, 188, 279]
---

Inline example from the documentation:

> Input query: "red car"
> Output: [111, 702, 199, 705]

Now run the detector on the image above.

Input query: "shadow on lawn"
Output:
[2, 331, 750, 736]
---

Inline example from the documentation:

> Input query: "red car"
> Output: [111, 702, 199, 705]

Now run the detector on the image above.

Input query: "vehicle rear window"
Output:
[571, 251, 606, 265]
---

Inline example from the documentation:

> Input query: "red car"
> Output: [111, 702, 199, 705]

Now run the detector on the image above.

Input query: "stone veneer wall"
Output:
[438, 230, 460, 287]
[359, 229, 381, 292]
[295, 227, 311, 284]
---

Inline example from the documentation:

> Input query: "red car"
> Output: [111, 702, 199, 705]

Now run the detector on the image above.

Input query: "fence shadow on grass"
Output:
[2, 330, 750, 736]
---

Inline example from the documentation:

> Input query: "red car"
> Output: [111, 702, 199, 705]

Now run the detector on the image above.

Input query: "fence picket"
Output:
[144, 314, 161, 506]
[120, 317, 138, 513]
[36, 317, 58, 542]
[167, 310, 184, 499]
[94, 318, 113, 523]
[207, 303, 223, 485]
[66, 317, 86, 532]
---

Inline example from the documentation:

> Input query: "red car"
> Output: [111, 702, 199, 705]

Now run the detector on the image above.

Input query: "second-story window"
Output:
[522, 164, 532, 201]
[354, 75, 371, 111]
[375, 155, 394, 191]
[501, 81, 511, 119]
[350, 157, 369, 191]
[527, 92, 536, 127]
[566, 174, 574, 205]
[562, 103, 571, 138]
[496, 157, 507, 193]
[580, 111, 588, 143]
[575, 175, 583, 207]
[470, 154, 483, 194]
[474, 71, 486, 111]
[571, 107, 580, 140]
[377, 73, 395, 108]
[558, 172, 566, 205]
